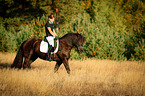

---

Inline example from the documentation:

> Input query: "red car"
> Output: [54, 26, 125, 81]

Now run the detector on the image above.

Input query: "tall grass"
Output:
[0, 53, 144, 96]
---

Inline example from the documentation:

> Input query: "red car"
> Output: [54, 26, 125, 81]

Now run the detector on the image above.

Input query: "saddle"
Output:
[40, 36, 59, 54]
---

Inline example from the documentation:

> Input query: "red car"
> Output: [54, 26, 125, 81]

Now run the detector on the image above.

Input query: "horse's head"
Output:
[73, 33, 85, 53]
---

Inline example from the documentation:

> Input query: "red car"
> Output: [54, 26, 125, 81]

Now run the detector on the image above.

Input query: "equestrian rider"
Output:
[45, 14, 58, 60]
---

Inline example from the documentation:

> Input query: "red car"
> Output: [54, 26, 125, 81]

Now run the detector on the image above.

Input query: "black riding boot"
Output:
[45, 45, 52, 61]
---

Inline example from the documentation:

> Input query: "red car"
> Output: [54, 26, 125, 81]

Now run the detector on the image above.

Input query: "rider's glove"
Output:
[55, 36, 59, 40]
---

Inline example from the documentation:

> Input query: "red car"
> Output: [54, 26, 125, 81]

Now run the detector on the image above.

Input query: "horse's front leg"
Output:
[54, 61, 62, 73]
[63, 57, 70, 74]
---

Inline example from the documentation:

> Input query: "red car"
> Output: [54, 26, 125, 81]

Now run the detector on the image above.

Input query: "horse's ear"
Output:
[77, 32, 81, 35]
[80, 33, 85, 42]
[79, 33, 83, 37]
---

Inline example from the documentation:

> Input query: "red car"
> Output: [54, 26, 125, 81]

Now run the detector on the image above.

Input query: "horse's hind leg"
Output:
[23, 58, 31, 69]
[28, 54, 38, 68]
[23, 53, 38, 69]
[23, 49, 33, 69]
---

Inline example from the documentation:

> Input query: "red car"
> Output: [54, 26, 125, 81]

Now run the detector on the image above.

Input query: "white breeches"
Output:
[46, 36, 55, 47]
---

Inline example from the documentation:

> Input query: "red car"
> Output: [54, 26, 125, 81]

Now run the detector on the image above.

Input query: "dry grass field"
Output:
[0, 53, 145, 96]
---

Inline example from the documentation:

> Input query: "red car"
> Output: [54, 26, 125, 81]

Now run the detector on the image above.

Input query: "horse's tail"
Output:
[11, 42, 24, 69]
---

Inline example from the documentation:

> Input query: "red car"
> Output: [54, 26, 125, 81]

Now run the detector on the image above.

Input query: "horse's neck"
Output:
[60, 36, 74, 47]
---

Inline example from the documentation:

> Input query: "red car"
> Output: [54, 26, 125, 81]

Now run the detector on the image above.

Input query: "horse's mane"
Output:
[60, 33, 82, 39]
[59, 33, 85, 45]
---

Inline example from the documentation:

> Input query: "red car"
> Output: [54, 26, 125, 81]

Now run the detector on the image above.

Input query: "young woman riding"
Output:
[45, 14, 58, 60]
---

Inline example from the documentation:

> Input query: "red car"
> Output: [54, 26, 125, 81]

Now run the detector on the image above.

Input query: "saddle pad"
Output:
[40, 40, 48, 53]
[40, 40, 59, 54]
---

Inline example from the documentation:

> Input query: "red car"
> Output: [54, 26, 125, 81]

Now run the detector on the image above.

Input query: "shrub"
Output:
[16, 25, 32, 49]
[0, 24, 9, 52]
[133, 39, 145, 60]
[0, 24, 17, 52]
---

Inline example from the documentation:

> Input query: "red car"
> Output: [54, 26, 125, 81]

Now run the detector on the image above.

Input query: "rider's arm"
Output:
[53, 29, 58, 36]
[47, 27, 57, 37]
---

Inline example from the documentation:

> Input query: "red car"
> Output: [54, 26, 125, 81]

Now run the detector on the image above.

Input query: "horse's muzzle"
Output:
[78, 46, 84, 53]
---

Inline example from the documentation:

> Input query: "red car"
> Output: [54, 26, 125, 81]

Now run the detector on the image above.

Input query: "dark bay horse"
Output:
[11, 33, 85, 74]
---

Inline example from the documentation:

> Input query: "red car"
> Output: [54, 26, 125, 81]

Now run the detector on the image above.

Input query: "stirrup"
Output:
[45, 53, 51, 61]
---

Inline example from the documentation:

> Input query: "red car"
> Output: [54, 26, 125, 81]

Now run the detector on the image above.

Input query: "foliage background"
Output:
[0, 0, 145, 60]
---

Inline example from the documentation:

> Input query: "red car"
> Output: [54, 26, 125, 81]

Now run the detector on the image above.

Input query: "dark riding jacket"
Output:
[45, 21, 54, 36]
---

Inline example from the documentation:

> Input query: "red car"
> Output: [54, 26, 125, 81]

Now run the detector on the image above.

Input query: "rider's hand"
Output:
[55, 36, 59, 39]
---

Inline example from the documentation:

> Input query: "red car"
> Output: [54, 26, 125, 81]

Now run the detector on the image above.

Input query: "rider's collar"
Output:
[48, 21, 53, 24]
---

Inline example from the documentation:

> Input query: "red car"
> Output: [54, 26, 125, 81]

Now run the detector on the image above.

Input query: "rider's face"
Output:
[49, 18, 55, 23]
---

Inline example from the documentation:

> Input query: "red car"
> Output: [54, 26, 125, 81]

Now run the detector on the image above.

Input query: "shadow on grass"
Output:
[0, 63, 49, 70]
[0, 63, 11, 69]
